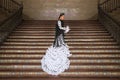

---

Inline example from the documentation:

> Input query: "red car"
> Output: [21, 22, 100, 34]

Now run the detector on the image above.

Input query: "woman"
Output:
[53, 13, 70, 47]
[41, 13, 72, 76]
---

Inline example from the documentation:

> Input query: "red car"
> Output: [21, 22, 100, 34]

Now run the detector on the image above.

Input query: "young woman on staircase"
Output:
[41, 13, 72, 75]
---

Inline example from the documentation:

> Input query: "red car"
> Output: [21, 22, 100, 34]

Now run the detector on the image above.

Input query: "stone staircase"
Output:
[0, 20, 120, 80]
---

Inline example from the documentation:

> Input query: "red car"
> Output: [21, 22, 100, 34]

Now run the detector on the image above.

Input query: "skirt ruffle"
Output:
[41, 44, 72, 75]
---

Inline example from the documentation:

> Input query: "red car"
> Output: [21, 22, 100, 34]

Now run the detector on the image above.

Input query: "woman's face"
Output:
[60, 15, 65, 20]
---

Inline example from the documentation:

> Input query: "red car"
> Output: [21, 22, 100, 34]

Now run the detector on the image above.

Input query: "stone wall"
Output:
[16, 0, 98, 20]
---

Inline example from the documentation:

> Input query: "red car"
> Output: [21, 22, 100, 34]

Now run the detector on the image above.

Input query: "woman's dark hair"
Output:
[58, 13, 65, 20]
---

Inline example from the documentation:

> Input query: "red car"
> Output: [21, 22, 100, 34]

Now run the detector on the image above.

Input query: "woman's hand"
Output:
[64, 25, 70, 33]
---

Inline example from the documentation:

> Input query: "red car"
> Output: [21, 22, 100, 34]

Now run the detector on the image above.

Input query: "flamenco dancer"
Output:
[41, 13, 72, 75]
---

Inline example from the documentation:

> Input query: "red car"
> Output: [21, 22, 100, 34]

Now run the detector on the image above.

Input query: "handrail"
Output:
[0, 0, 23, 26]
[98, 0, 120, 45]
[11, 0, 22, 6]
[98, 6, 120, 26]
[0, 6, 23, 26]
[0, 0, 23, 13]
[0, 0, 23, 45]
[99, 0, 110, 5]
[98, 0, 120, 12]
[98, 0, 120, 26]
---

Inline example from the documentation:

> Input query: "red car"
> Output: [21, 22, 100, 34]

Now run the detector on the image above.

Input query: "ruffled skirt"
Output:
[41, 44, 71, 75]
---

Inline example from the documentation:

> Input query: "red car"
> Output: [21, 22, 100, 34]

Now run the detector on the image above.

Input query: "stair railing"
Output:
[99, 0, 120, 12]
[0, 0, 23, 45]
[98, 0, 120, 45]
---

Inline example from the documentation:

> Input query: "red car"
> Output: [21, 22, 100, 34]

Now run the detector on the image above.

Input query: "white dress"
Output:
[41, 20, 72, 75]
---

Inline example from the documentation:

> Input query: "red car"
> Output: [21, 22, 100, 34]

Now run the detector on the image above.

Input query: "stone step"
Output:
[0, 54, 120, 59]
[8, 36, 112, 39]
[20, 24, 102, 26]
[17, 27, 105, 30]
[21, 22, 101, 24]
[17, 25, 104, 27]
[6, 38, 115, 42]
[1, 45, 119, 49]
[0, 65, 120, 71]
[0, 49, 120, 53]
[0, 59, 120, 64]
[16, 26, 105, 28]
[13, 31, 108, 33]
[0, 72, 119, 78]
[20, 23, 102, 25]
[10, 33, 110, 36]
[21, 24, 103, 26]
[16, 28, 106, 30]
[0, 65, 120, 76]
[3, 42, 117, 45]
[16, 29, 106, 31]
[0, 77, 119, 80]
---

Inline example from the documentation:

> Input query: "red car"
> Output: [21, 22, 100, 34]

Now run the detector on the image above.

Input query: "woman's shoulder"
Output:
[57, 20, 61, 22]
[57, 20, 61, 24]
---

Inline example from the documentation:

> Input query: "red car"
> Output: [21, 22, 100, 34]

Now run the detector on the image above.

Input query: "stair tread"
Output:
[1, 54, 120, 58]
[0, 49, 120, 53]
[0, 69, 120, 72]
[1, 45, 119, 49]
[0, 77, 119, 80]
[6, 39, 115, 42]
[0, 72, 120, 77]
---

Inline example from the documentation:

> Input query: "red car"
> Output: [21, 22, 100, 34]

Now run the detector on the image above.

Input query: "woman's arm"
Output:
[58, 21, 66, 30]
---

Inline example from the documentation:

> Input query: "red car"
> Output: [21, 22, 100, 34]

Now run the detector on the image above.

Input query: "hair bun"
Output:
[60, 13, 65, 16]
